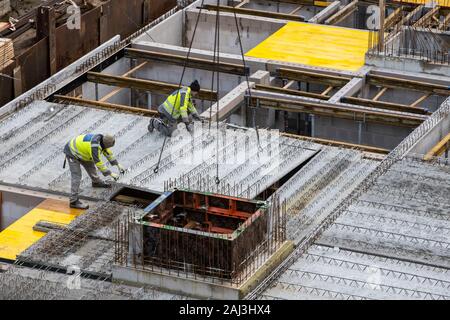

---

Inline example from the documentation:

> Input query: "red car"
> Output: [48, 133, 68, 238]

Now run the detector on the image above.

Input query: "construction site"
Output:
[0, 0, 449, 301]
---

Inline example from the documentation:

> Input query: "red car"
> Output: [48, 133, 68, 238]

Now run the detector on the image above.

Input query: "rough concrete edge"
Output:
[239, 240, 294, 299]
[111, 264, 240, 300]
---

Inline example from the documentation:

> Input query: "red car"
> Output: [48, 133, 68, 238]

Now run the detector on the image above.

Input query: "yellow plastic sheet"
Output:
[246, 22, 374, 71]
[0, 199, 84, 261]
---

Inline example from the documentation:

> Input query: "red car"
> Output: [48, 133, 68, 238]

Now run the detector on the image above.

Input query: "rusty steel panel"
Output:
[149, 0, 177, 21]
[0, 61, 15, 106]
[55, 6, 101, 70]
[16, 39, 49, 93]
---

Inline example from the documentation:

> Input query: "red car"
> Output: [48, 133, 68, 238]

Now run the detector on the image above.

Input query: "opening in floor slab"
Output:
[0, 191, 44, 232]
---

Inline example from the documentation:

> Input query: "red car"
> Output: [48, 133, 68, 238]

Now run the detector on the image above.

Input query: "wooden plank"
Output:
[342, 96, 430, 114]
[53, 95, 159, 116]
[0, 38, 14, 68]
[125, 48, 249, 76]
[413, 6, 440, 27]
[281, 132, 390, 154]
[201, 4, 305, 22]
[277, 67, 351, 87]
[373, 87, 388, 101]
[410, 93, 430, 107]
[86, 72, 218, 101]
[384, 7, 403, 29]
[368, 74, 450, 95]
[255, 84, 330, 100]
[325, 0, 358, 25]
[251, 95, 425, 127]
[424, 133, 450, 160]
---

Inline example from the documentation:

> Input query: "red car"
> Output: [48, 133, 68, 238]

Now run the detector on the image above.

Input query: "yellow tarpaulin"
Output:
[0, 199, 84, 261]
[246, 22, 374, 71]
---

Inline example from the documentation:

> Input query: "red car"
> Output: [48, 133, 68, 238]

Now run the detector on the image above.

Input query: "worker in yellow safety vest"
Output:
[148, 80, 202, 136]
[63, 134, 126, 209]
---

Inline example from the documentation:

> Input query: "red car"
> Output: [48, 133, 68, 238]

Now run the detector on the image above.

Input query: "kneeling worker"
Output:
[64, 133, 125, 209]
[148, 80, 202, 136]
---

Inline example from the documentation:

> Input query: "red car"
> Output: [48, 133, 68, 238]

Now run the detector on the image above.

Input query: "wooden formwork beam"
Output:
[413, 6, 440, 27]
[384, 7, 403, 30]
[281, 132, 390, 154]
[53, 95, 159, 116]
[341, 96, 430, 115]
[255, 84, 330, 100]
[277, 68, 351, 87]
[201, 4, 305, 22]
[86, 72, 218, 101]
[424, 133, 450, 160]
[325, 0, 358, 25]
[125, 48, 250, 76]
[250, 95, 425, 127]
[439, 12, 450, 30]
[367, 74, 450, 96]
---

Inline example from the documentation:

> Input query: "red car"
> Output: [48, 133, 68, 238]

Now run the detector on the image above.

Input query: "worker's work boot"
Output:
[70, 200, 89, 210]
[148, 119, 155, 133]
[92, 181, 111, 188]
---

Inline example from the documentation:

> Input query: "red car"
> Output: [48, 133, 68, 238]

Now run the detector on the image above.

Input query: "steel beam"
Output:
[86, 72, 218, 101]
[124, 48, 250, 76]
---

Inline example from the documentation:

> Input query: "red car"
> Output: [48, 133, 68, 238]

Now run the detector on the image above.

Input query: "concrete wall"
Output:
[244, 0, 319, 20]
[0, 192, 43, 231]
[134, 62, 242, 109]
[366, 54, 450, 78]
[407, 113, 450, 155]
[186, 9, 285, 54]
[313, 116, 413, 149]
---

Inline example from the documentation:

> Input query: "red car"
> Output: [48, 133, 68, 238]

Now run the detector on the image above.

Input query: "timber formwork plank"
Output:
[125, 48, 250, 76]
[86, 72, 218, 101]
[325, 0, 358, 25]
[367, 74, 450, 96]
[281, 132, 390, 154]
[250, 95, 425, 127]
[277, 68, 351, 87]
[201, 4, 305, 22]
[255, 84, 330, 100]
[342, 97, 431, 115]
[53, 95, 159, 117]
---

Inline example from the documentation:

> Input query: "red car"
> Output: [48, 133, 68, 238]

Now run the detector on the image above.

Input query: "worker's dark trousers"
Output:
[156, 105, 178, 137]
[67, 156, 102, 203]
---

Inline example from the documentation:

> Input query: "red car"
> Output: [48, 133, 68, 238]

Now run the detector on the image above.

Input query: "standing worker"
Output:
[63, 133, 126, 209]
[148, 80, 202, 136]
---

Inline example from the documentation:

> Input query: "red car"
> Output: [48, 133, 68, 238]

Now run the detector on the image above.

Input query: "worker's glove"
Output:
[110, 173, 120, 181]
[117, 164, 126, 174]
[186, 122, 194, 133]
[192, 113, 201, 121]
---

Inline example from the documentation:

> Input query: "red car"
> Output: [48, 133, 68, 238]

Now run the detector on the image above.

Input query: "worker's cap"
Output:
[190, 80, 201, 92]
[102, 134, 116, 148]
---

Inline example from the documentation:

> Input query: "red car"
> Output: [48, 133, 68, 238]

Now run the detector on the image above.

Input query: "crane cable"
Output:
[154, 0, 206, 173]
